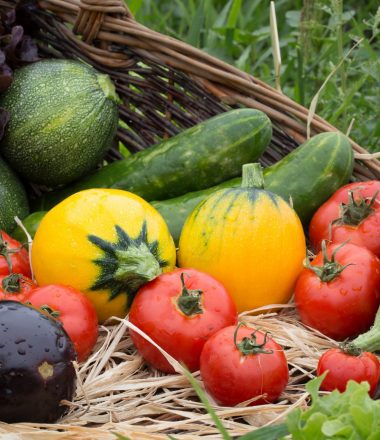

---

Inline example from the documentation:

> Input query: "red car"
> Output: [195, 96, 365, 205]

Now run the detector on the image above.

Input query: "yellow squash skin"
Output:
[32, 189, 176, 323]
[178, 186, 306, 313]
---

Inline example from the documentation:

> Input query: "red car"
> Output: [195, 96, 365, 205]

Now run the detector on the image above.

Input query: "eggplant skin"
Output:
[0, 301, 76, 423]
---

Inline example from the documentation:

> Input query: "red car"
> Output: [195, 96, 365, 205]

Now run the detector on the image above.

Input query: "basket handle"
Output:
[73, 0, 130, 44]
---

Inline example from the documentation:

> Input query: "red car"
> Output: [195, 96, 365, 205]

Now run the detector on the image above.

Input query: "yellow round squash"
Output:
[178, 163, 306, 313]
[32, 189, 176, 322]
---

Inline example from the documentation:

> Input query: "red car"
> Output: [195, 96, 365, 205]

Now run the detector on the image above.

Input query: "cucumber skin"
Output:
[152, 132, 354, 244]
[0, 60, 119, 187]
[12, 211, 46, 243]
[35, 109, 272, 209]
[0, 157, 29, 233]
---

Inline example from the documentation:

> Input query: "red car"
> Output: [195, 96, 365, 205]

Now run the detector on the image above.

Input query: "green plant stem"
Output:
[334, 0, 347, 94]
[181, 366, 232, 440]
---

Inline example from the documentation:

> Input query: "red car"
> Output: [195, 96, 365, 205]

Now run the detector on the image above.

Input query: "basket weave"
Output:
[1, 1, 380, 439]
[9, 0, 380, 181]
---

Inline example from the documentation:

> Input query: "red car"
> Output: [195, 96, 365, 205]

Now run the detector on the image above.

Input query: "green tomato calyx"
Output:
[0, 232, 16, 273]
[234, 323, 274, 356]
[2, 273, 24, 293]
[177, 272, 203, 317]
[333, 189, 379, 227]
[306, 240, 352, 283]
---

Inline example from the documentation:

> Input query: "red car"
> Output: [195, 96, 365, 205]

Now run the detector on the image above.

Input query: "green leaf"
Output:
[285, 409, 304, 440]
[350, 405, 373, 438]
[127, 0, 144, 15]
[238, 423, 289, 440]
[187, 1, 205, 47]
[321, 419, 353, 437]
[113, 434, 131, 440]
[286, 10, 301, 28]
[301, 413, 329, 440]
[305, 373, 327, 402]
[226, 0, 242, 28]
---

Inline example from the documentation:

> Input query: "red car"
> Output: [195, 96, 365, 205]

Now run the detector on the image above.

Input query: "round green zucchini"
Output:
[0, 157, 29, 233]
[0, 59, 119, 187]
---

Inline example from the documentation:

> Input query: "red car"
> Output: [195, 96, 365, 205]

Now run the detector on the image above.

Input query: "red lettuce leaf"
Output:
[0, 1, 39, 141]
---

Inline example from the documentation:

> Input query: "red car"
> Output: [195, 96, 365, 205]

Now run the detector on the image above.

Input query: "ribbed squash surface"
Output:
[178, 185, 306, 313]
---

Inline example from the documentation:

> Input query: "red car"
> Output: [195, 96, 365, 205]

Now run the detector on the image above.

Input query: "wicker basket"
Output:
[12, 0, 380, 180]
[1, 1, 379, 439]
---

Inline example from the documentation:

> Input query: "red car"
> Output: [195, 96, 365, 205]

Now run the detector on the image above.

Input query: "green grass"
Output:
[126, 0, 380, 152]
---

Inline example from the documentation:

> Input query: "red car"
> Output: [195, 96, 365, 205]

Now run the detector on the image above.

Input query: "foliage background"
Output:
[127, 0, 380, 152]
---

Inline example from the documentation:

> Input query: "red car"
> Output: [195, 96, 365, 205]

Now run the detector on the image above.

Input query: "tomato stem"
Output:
[333, 189, 379, 227]
[40, 304, 61, 318]
[234, 323, 274, 356]
[339, 340, 362, 356]
[1, 273, 23, 293]
[305, 240, 352, 282]
[241, 163, 265, 189]
[0, 232, 14, 273]
[177, 272, 203, 316]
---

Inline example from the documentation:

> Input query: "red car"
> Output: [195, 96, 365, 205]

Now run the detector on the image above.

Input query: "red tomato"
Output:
[0, 273, 36, 302]
[309, 181, 380, 257]
[295, 242, 380, 340]
[200, 325, 289, 406]
[25, 284, 98, 362]
[317, 348, 380, 397]
[0, 231, 31, 277]
[129, 268, 238, 373]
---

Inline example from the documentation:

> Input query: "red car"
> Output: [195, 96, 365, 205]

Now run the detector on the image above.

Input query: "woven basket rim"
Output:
[33, 1, 378, 164]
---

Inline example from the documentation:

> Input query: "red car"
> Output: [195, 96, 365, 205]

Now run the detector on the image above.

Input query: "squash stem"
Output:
[114, 244, 162, 291]
[350, 307, 380, 353]
[241, 163, 265, 189]
[177, 272, 203, 316]
[96, 73, 122, 104]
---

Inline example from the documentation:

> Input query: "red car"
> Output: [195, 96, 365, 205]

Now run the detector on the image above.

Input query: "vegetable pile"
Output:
[0, 36, 379, 439]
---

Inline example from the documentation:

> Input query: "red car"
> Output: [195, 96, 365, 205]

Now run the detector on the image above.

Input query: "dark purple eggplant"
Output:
[0, 300, 76, 423]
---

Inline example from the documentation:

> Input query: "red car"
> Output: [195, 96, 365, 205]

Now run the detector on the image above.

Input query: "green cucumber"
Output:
[0, 157, 29, 233]
[0, 60, 119, 187]
[12, 211, 46, 243]
[34, 109, 272, 210]
[152, 132, 354, 244]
